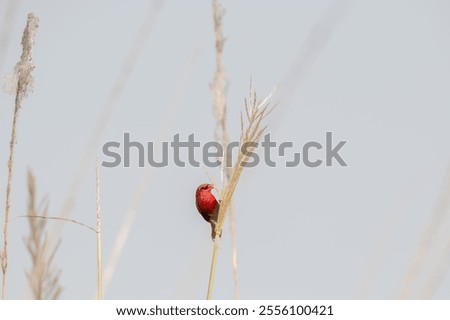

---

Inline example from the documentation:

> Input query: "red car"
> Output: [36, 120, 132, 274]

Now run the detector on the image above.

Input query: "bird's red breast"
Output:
[195, 183, 220, 239]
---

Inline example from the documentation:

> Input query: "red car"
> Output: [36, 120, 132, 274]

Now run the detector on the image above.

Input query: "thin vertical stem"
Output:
[2, 101, 19, 300]
[228, 206, 240, 299]
[210, 0, 240, 299]
[207, 236, 220, 300]
[96, 159, 102, 300]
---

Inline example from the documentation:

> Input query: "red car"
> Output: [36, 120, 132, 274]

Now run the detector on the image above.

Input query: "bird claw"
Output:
[210, 220, 222, 240]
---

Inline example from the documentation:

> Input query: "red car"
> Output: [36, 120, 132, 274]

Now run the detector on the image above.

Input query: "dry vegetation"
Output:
[0, 4, 275, 301]
[0, 1, 449, 301]
[210, 0, 239, 299]
[2, 12, 39, 300]
[206, 84, 275, 299]
[24, 171, 62, 300]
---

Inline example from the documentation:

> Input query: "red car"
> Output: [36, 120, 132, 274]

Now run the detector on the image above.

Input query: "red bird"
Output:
[195, 183, 220, 239]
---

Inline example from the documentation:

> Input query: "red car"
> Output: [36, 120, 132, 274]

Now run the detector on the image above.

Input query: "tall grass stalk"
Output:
[95, 160, 103, 299]
[207, 237, 220, 299]
[210, 0, 240, 299]
[207, 86, 275, 299]
[2, 13, 38, 299]
[228, 203, 239, 299]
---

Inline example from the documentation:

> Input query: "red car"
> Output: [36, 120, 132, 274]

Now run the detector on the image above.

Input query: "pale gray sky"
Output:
[0, 0, 449, 299]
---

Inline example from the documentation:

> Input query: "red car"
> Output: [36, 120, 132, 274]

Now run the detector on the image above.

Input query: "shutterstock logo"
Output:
[101, 132, 348, 168]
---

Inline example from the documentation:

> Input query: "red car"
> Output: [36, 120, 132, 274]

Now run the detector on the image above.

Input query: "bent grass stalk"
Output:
[24, 171, 62, 299]
[19, 161, 103, 299]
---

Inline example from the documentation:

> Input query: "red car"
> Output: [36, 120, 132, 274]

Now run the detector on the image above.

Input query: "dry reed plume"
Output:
[207, 85, 275, 299]
[2, 12, 38, 300]
[24, 171, 62, 299]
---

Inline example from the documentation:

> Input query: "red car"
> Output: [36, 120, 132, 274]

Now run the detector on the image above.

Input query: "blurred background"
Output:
[0, 0, 449, 299]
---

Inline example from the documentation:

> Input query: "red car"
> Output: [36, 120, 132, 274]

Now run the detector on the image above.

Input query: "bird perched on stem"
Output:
[195, 183, 221, 240]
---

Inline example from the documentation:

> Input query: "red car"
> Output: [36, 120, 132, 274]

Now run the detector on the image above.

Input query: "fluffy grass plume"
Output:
[2, 13, 38, 299]
[207, 84, 275, 299]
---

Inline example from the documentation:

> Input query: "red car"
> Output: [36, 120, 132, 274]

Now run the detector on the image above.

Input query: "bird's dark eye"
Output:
[202, 185, 209, 190]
